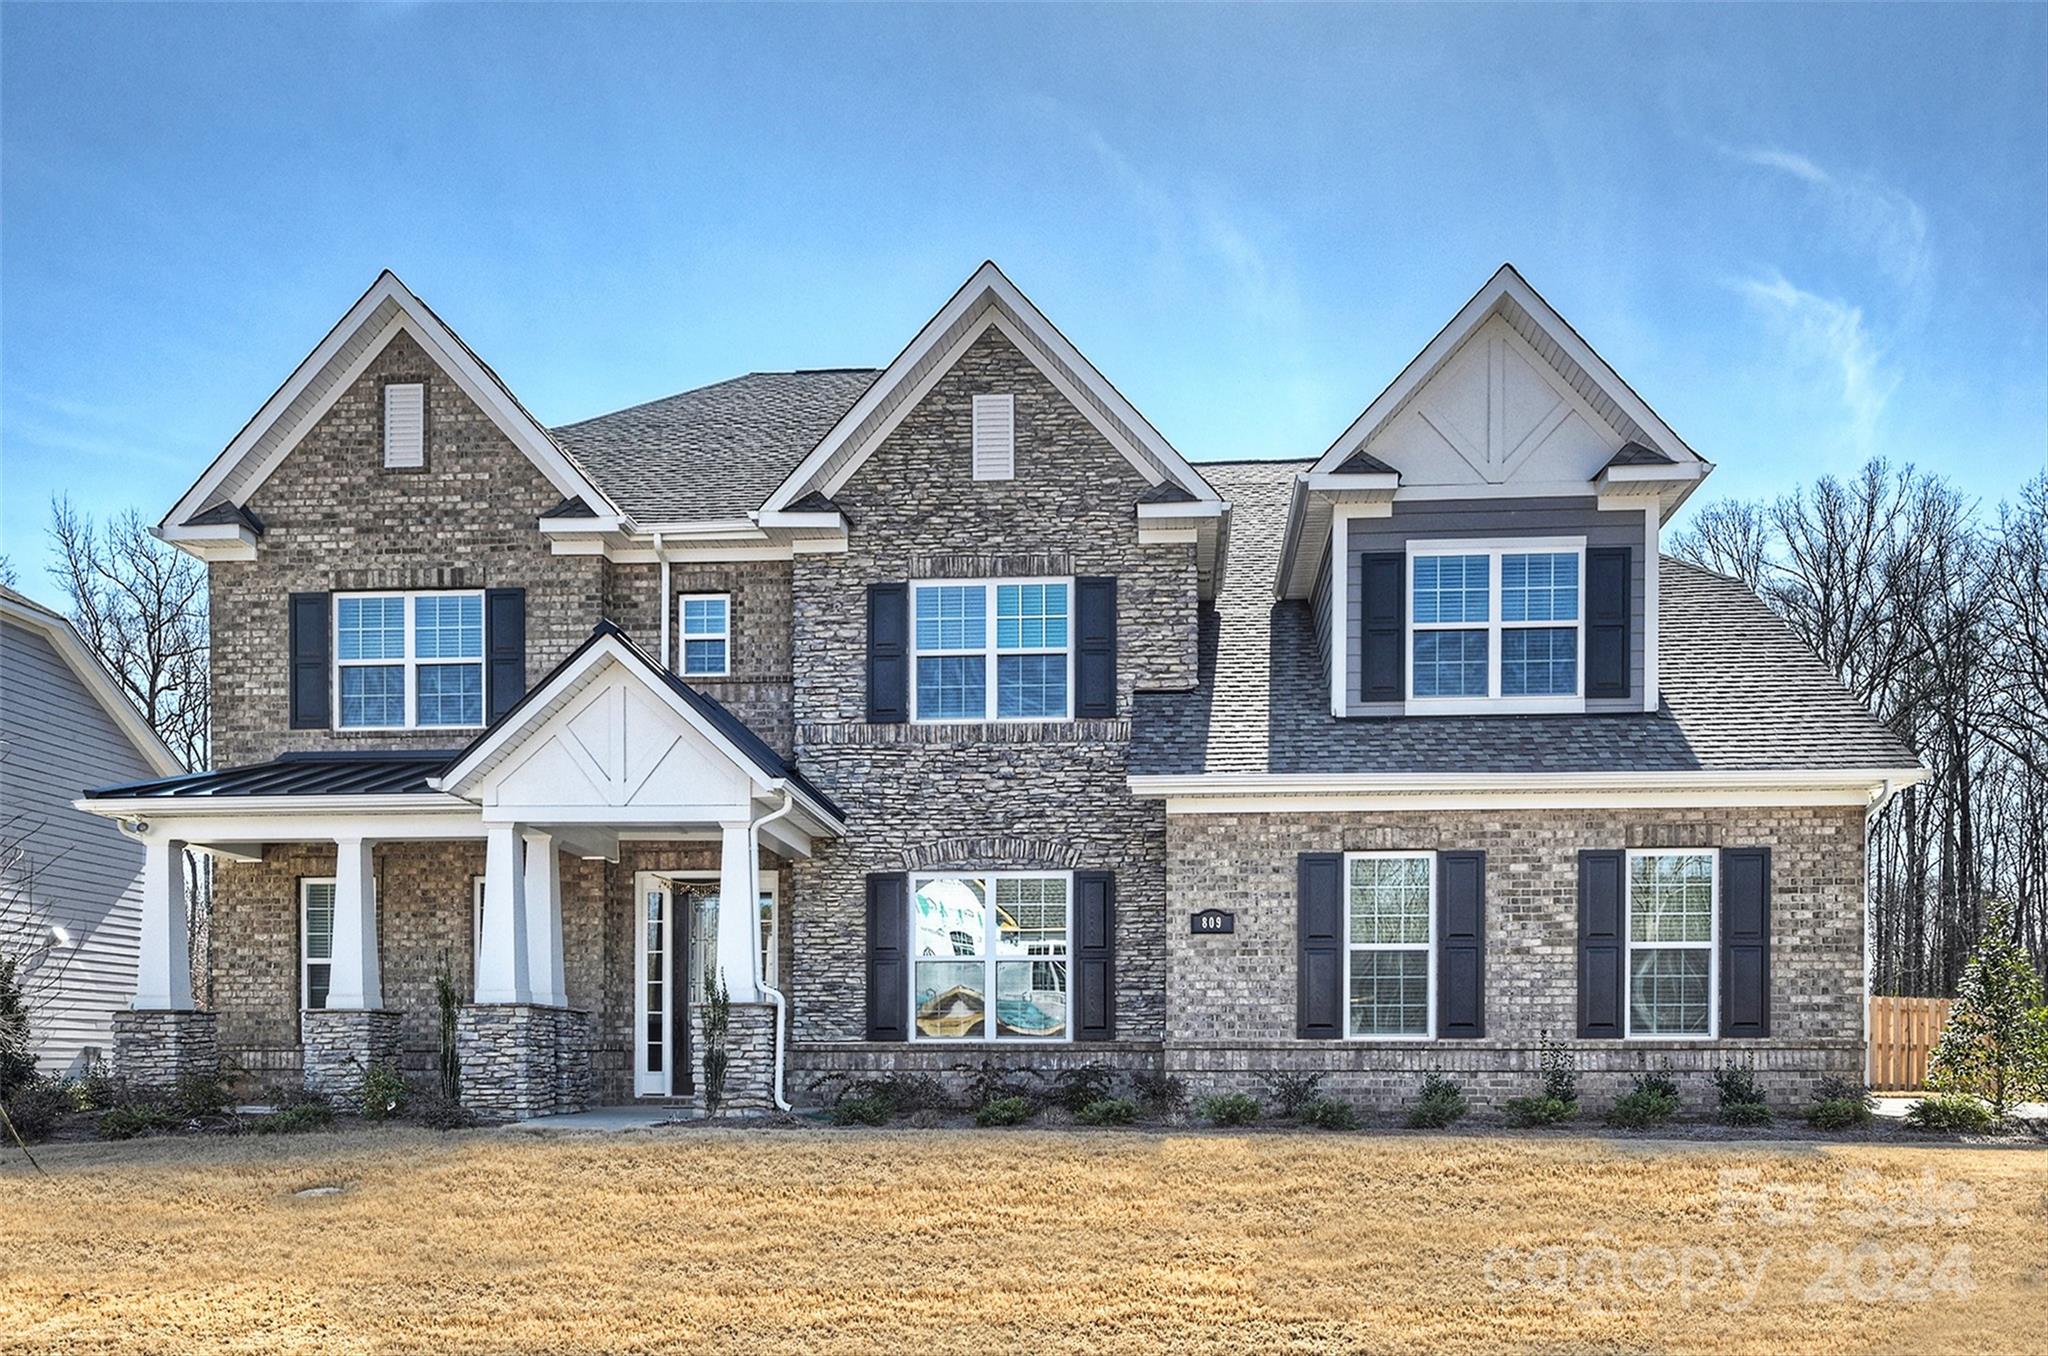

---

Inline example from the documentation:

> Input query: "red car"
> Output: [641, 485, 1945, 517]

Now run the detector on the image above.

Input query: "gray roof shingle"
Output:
[551, 369, 878, 524]
[1129, 461, 1921, 778]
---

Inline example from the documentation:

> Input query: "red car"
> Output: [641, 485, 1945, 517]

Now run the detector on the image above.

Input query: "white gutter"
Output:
[1129, 767, 1933, 798]
[76, 793, 475, 818]
[748, 790, 799, 1112]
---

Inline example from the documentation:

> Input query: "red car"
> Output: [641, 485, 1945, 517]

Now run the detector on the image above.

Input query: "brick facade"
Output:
[603, 558, 796, 757]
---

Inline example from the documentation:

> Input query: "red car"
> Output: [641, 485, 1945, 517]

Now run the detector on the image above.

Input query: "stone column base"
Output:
[687, 1002, 778, 1114]
[112, 1010, 219, 1091]
[456, 1005, 593, 1121]
[301, 1009, 404, 1106]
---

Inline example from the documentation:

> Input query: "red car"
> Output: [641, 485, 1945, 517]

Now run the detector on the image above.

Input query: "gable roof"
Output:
[159, 271, 619, 545]
[551, 369, 878, 525]
[761, 261, 1223, 512]
[1129, 462, 1923, 785]
[0, 586, 183, 778]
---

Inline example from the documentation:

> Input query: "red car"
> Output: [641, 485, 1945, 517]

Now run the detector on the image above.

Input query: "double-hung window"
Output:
[1407, 539, 1583, 712]
[301, 878, 336, 1010]
[911, 580, 1071, 720]
[909, 872, 1071, 1040]
[335, 590, 485, 729]
[1345, 852, 1434, 1038]
[1626, 850, 1717, 1038]
[678, 594, 730, 676]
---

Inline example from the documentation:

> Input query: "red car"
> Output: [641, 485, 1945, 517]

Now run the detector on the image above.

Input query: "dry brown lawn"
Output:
[3, 1124, 2044, 1354]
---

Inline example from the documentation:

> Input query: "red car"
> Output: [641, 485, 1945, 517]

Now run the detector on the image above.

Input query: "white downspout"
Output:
[1862, 778, 1900, 1061]
[749, 789, 799, 1112]
[655, 533, 671, 670]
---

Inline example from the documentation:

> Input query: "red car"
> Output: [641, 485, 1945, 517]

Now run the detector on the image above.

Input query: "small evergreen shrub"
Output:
[434, 953, 461, 1103]
[1132, 1071, 1188, 1117]
[1049, 1062, 1116, 1114]
[1719, 1099, 1774, 1127]
[1538, 1033, 1578, 1104]
[1904, 1093, 1998, 1134]
[96, 1102, 176, 1140]
[4, 1079, 73, 1142]
[1406, 1072, 1468, 1129]
[252, 1102, 335, 1135]
[967, 1061, 1035, 1111]
[1926, 902, 2048, 1116]
[1805, 1076, 1875, 1130]
[1257, 1069, 1327, 1119]
[1296, 1096, 1358, 1130]
[173, 1072, 233, 1119]
[1198, 1092, 1260, 1127]
[1503, 1095, 1577, 1128]
[1608, 1086, 1680, 1129]
[846, 1073, 950, 1117]
[830, 1093, 892, 1127]
[701, 975, 731, 1117]
[71, 1056, 120, 1112]
[360, 1063, 407, 1121]
[975, 1095, 1035, 1127]
[1712, 1058, 1771, 1125]
[1075, 1097, 1137, 1126]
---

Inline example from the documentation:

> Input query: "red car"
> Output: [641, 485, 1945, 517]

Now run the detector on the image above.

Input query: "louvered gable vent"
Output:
[971, 393, 1014, 481]
[383, 382, 425, 468]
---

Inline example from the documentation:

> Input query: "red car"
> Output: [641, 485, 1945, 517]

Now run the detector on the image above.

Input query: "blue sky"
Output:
[3, 4, 2043, 608]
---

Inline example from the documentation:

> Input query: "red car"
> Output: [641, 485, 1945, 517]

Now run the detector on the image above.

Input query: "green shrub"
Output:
[1608, 1086, 1680, 1129]
[1927, 902, 2048, 1116]
[4, 1079, 74, 1142]
[1805, 1075, 1875, 1130]
[829, 1093, 892, 1127]
[96, 1102, 175, 1140]
[1296, 1096, 1358, 1130]
[1075, 1097, 1137, 1126]
[1257, 1070, 1326, 1119]
[1538, 1033, 1578, 1104]
[975, 1095, 1035, 1127]
[71, 1056, 120, 1112]
[1904, 1093, 1998, 1134]
[0, 954, 37, 1099]
[1719, 1099, 1774, 1127]
[1407, 1072, 1468, 1129]
[1503, 1094, 1578, 1128]
[1634, 1068, 1681, 1101]
[847, 1073, 951, 1117]
[252, 1102, 335, 1135]
[1197, 1092, 1260, 1127]
[173, 1072, 233, 1119]
[1132, 1071, 1188, 1117]
[360, 1064, 407, 1121]
[1049, 1062, 1116, 1114]
[1712, 1058, 1770, 1124]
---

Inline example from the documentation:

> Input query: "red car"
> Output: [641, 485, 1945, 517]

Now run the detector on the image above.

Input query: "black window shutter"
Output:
[485, 588, 526, 723]
[1297, 852, 1344, 1039]
[1720, 847, 1771, 1038]
[1075, 577, 1117, 718]
[866, 583, 909, 724]
[1578, 849, 1626, 1038]
[288, 592, 331, 729]
[1360, 551, 1404, 703]
[865, 873, 909, 1041]
[1586, 546, 1631, 699]
[1073, 870, 1116, 1041]
[1436, 851, 1486, 1039]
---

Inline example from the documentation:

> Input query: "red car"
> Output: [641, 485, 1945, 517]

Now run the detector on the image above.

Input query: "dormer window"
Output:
[1406, 539, 1583, 713]
[383, 382, 425, 468]
[971, 393, 1014, 481]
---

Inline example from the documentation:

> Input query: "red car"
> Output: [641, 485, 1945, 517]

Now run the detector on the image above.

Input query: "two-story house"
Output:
[78, 262, 1922, 1117]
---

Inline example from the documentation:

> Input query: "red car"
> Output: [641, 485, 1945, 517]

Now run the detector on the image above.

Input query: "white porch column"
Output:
[476, 823, 532, 1004]
[132, 836, 191, 1010]
[522, 830, 566, 1008]
[716, 819, 760, 1002]
[325, 837, 382, 1010]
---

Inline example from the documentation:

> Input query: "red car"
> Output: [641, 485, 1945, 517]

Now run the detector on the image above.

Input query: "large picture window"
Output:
[1407, 541, 1583, 711]
[301, 878, 336, 1011]
[1626, 850, 1717, 1038]
[910, 872, 1071, 1040]
[911, 580, 1072, 721]
[1345, 852, 1434, 1038]
[335, 590, 484, 729]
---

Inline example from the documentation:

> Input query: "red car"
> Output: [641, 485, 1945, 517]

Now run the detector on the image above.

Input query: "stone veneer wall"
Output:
[456, 1004, 594, 1120]
[112, 1010, 219, 1090]
[787, 327, 1196, 1072]
[684, 1003, 779, 1113]
[300, 1008, 402, 1104]
[1162, 804, 1869, 1111]
[208, 329, 606, 768]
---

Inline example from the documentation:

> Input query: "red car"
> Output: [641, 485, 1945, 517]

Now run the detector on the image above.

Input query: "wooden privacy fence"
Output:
[1868, 996, 1953, 1091]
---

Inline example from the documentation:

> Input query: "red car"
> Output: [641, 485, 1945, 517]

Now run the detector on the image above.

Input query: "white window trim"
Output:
[677, 593, 732, 678]
[1624, 848, 1719, 1041]
[1404, 536, 1587, 716]
[301, 877, 336, 1012]
[908, 577, 1075, 723]
[333, 589, 487, 731]
[908, 869, 1074, 1044]
[1342, 851, 1436, 1041]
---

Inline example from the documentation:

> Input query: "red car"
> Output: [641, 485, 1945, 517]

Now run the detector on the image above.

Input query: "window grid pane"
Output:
[997, 653, 1066, 718]
[683, 638, 728, 675]
[995, 877, 1069, 956]
[1413, 554, 1490, 624]
[682, 597, 727, 636]
[914, 585, 987, 651]
[1630, 854, 1714, 942]
[996, 583, 1068, 651]
[1413, 630, 1488, 698]
[916, 655, 985, 719]
[1349, 950, 1428, 1036]
[1630, 948, 1710, 1035]
[414, 593, 483, 659]
[416, 663, 483, 726]
[1500, 552, 1579, 623]
[1502, 627, 1578, 697]
[339, 665, 405, 727]
[336, 596, 405, 660]
[1348, 856, 1431, 944]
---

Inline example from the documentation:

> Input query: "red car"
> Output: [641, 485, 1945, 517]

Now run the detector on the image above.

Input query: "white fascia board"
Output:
[75, 794, 480, 835]
[537, 514, 627, 536]
[161, 271, 620, 535]
[1135, 499, 1230, 520]
[3, 592, 184, 776]
[755, 509, 848, 531]
[1302, 472, 1399, 495]
[1129, 766, 1932, 808]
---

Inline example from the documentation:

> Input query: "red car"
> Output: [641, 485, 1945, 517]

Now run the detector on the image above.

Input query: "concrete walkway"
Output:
[499, 1105, 692, 1133]
[1871, 1094, 2047, 1121]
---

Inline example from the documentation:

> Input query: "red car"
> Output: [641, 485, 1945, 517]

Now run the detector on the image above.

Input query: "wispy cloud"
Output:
[1732, 271, 1897, 455]
[1718, 142, 1932, 295]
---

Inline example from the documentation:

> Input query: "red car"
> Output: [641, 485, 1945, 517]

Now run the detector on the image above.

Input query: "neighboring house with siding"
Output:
[75, 261, 1923, 1118]
[0, 585, 183, 1074]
